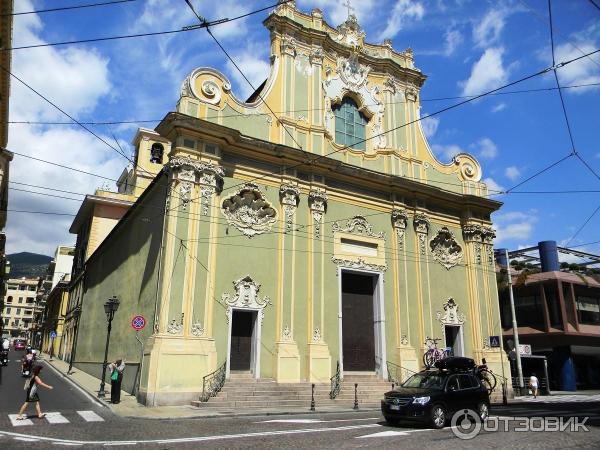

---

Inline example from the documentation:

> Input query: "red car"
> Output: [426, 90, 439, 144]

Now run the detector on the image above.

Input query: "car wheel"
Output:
[477, 402, 489, 421]
[384, 416, 399, 426]
[430, 405, 446, 429]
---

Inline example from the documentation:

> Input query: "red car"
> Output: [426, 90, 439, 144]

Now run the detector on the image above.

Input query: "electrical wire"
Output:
[6, 82, 600, 126]
[4, 0, 138, 16]
[587, 0, 600, 12]
[4, 1, 288, 52]
[182, 0, 304, 151]
[565, 205, 600, 247]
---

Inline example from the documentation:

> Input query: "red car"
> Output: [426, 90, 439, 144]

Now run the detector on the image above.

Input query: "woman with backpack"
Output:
[16, 365, 53, 420]
[108, 359, 125, 404]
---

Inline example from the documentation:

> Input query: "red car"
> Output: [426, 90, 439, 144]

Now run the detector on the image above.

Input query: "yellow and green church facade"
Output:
[72, 2, 509, 406]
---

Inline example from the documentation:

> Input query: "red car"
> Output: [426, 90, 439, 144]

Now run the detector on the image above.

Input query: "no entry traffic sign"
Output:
[131, 315, 146, 331]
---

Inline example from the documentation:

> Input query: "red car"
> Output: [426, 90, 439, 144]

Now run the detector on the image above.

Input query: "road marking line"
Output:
[45, 412, 70, 424]
[8, 414, 33, 427]
[356, 430, 409, 438]
[77, 410, 104, 422]
[259, 417, 380, 424]
[0, 423, 382, 445]
[14, 436, 39, 442]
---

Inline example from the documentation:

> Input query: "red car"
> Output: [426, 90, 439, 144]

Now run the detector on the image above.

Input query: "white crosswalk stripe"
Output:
[77, 410, 104, 422]
[8, 414, 33, 427]
[45, 412, 70, 424]
[6, 410, 104, 427]
[518, 394, 600, 403]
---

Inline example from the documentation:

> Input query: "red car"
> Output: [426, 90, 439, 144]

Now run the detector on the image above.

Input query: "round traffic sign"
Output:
[131, 315, 146, 331]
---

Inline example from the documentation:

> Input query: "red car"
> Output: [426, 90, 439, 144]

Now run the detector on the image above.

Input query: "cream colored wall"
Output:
[86, 204, 130, 259]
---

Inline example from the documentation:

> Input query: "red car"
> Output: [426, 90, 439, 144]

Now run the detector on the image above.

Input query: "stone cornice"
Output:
[156, 113, 502, 216]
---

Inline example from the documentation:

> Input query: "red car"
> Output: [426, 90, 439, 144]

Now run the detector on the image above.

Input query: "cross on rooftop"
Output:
[342, 0, 354, 19]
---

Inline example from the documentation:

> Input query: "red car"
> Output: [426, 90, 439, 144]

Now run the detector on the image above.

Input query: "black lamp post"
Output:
[98, 296, 119, 398]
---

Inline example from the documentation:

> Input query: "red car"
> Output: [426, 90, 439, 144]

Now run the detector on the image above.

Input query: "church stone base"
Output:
[137, 335, 217, 406]
[307, 342, 331, 383]
[274, 341, 301, 383]
[397, 346, 419, 382]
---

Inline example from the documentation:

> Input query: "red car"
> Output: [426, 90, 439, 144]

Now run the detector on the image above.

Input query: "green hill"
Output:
[7, 252, 52, 279]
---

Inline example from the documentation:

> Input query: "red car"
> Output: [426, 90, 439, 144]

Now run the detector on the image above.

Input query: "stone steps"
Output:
[192, 372, 391, 409]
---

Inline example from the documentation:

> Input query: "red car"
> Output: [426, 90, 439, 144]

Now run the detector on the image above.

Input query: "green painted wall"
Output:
[75, 176, 167, 393]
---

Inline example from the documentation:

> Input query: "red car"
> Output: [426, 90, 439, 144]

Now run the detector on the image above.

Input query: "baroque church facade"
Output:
[70, 2, 508, 406]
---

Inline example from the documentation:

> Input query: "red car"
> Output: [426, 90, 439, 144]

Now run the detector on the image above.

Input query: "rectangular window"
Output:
[576, 296, 600, 325]
[3, 318, 8, 325]
[24, 310, 32, 315]
[28, 286, 36, 291]
[5, 307, 10, 314]
[19, 285, 26, 290]
[16, 308, 21, 315]
[515, 295, 544, 329]
[14, 319, 19, 326]
[26, 298, 34, 303]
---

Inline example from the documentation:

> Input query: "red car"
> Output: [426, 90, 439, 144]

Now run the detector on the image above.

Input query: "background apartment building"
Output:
[2, 278, 39, 341]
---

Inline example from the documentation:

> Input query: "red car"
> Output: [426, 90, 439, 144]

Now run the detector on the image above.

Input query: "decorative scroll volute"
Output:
[221, 183, 277, 238]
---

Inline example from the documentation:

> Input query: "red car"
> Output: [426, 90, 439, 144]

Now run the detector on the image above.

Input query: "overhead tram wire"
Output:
[182, 0, 304, 151]
[155, 46, 600, 217]
[515, 0, 600, 69]
[4, 0, 138, 16]
[0, 65, 159, 182]
[587, 0, 600, 12]
[6, 81, 600, 127]
[565, 205, 600, 248]
[217, 47, 600, 197]
[3, 1, 289, 52]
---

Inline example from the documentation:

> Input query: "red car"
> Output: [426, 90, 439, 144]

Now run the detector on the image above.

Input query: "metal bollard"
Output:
[353, 383, 359, 410]
[310, 383, 316, 411]
[392, 383, 395, 390]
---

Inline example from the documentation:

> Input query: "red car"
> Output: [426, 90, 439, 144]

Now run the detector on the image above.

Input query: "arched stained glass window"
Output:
[333, 97, 367, 150]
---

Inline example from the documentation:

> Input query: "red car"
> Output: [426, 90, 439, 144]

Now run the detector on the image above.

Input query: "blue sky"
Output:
[6, 0, 600, 260]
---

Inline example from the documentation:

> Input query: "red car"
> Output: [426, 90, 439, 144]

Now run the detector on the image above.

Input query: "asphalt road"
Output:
[0, 355, 598, 449]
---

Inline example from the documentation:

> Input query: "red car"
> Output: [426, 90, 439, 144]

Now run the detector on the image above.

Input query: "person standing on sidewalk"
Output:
[108, 359, 125, 404]
[16, 365, 53, 420]
[529, 373, 539, 398]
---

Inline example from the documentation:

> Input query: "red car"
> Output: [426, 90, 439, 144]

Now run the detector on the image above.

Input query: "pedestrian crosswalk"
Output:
[7, 410, 105, 427]
[517, 394, 600, 403]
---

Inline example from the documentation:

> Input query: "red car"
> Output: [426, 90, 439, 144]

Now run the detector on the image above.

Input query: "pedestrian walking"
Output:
[108, 359, 125, 404]
[529, 373, 539, 398]
[16, 365, 53, 420]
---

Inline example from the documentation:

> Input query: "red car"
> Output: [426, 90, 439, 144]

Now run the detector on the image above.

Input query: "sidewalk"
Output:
[40, 354, 379, 419]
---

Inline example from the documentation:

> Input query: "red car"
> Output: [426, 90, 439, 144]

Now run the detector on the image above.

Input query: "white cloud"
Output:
[483, 177, 505, 194]
[553, 42, 600, 93]
[6, 0, 123, 255]
[377, 0, 425, 41]
[491, 102, 507, 113]
[443, 29, 464, 56]
[493, 210, 539, 244]
[505, 166, 521, 181]
[11, 2, 111, 122]
[473, 8, 507, 48]
[431, 144, 464, 162]
[474, 137, 498, 159]
[459, 47, 509, 97]
[226, 50, 271, 100]
[421, 116, 440, 138]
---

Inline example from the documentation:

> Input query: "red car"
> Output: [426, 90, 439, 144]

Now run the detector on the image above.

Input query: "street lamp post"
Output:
[98, 296, 120, 398]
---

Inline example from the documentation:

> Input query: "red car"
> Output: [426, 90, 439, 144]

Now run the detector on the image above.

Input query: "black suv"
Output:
[381, 359, 489, 429]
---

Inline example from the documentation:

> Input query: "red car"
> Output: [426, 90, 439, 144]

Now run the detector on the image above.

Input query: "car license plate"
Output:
[390, 405, 400, 411]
